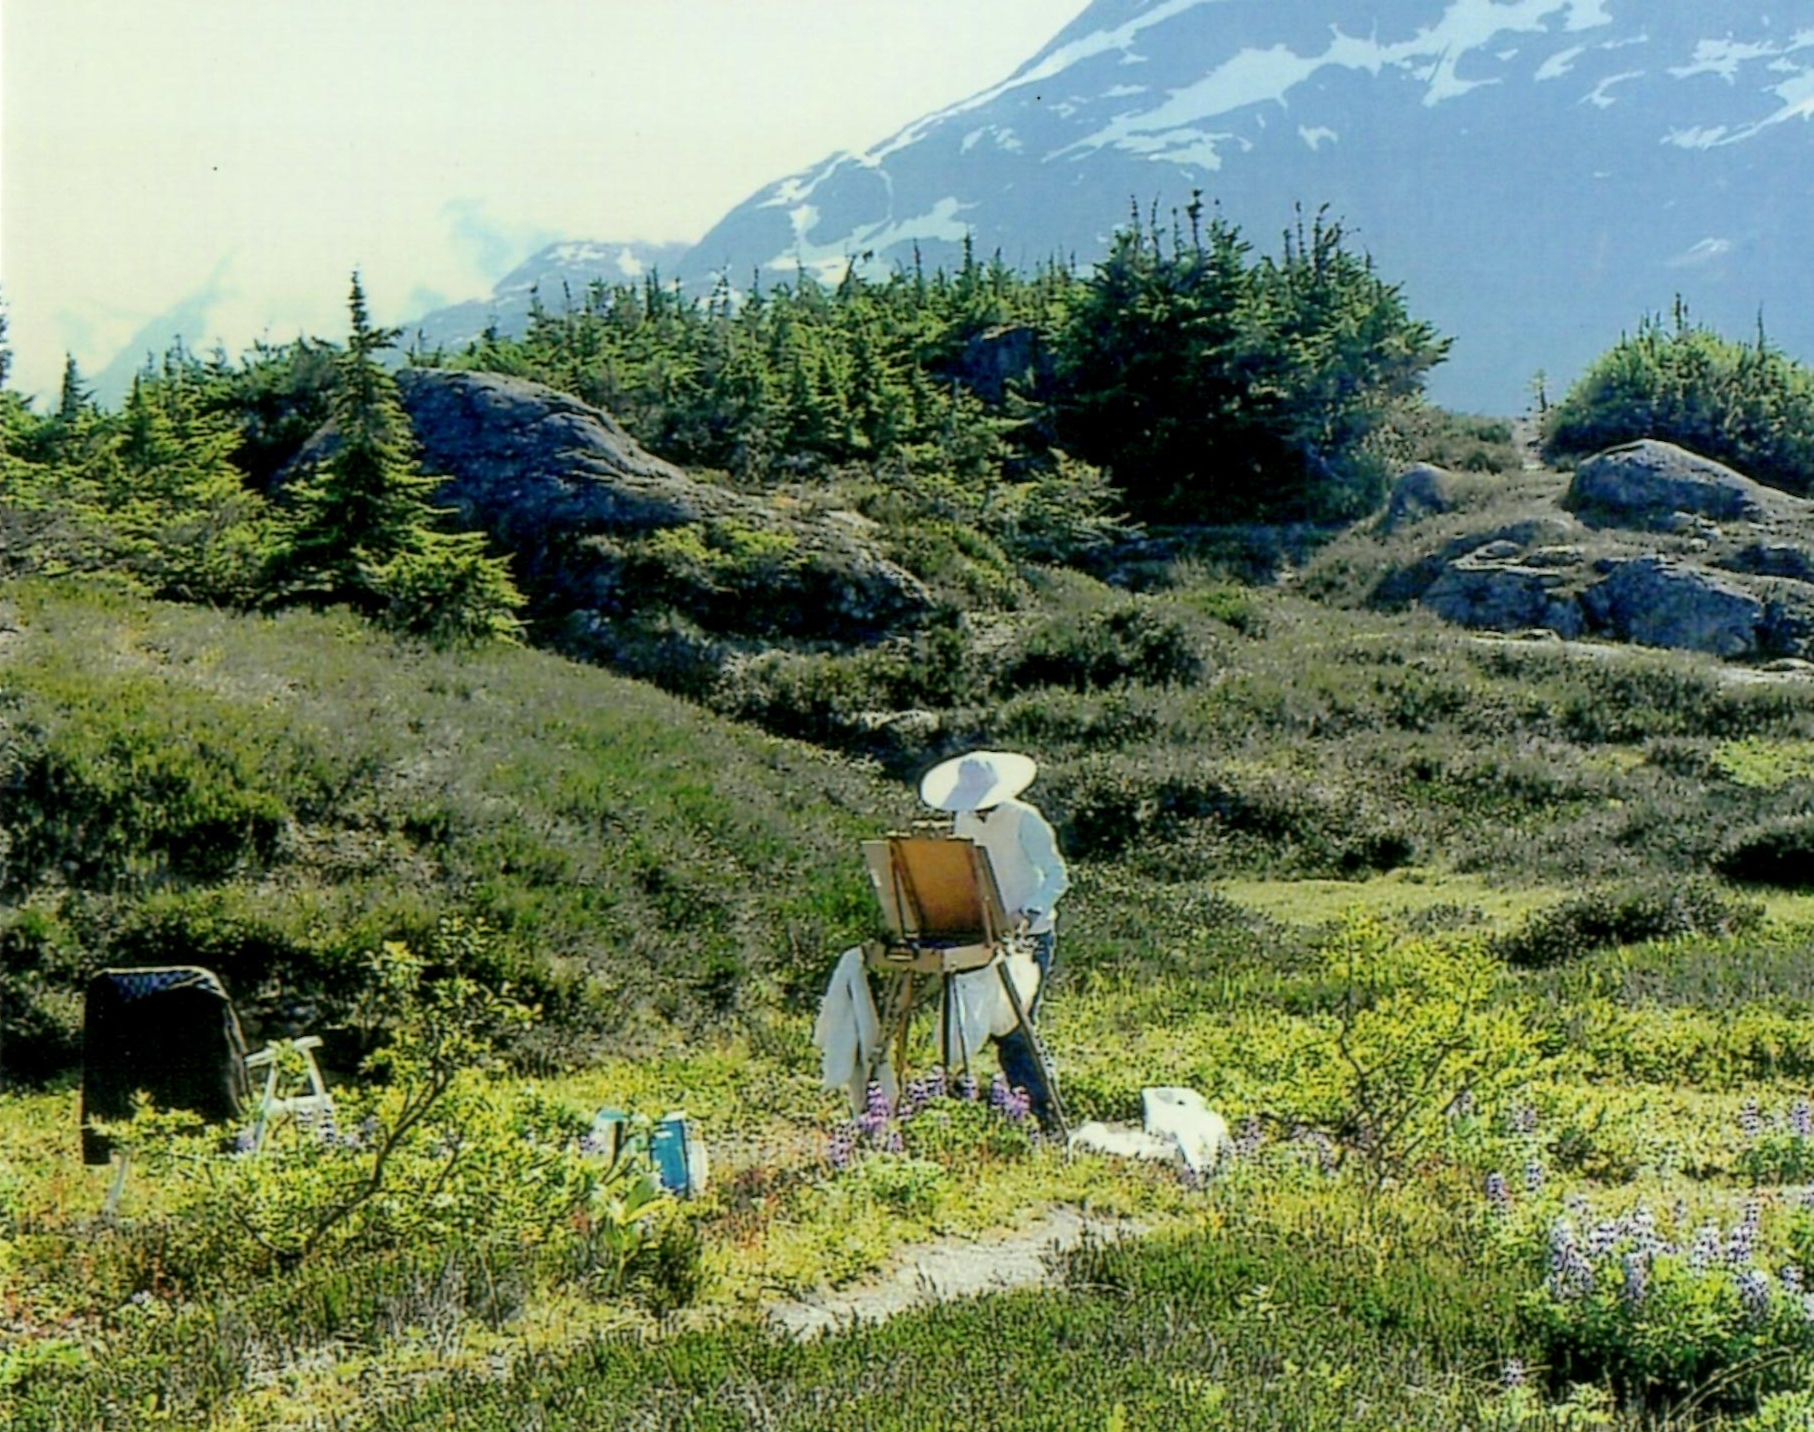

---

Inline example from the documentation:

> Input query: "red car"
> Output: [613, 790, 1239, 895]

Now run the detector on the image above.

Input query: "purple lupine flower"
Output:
[1301, 1129, 1337, 1174]
[865, 1082, 892, 1119]
[958, 1073, 979, 1102]
[1791, 1100, 1813, 1140]
[1450, 1088, 1476, 1121]
[1620, 1251, 1649, 1305]
[1629, 1203, 1662, 1257]
[1500, 1358, 1526, 1390]
[1547, 1218, 1595, 1301]
[1586, 1220, 1621, 1260]
[1564, 1193, 1591, 1219]
[827, 1124, 856, 1170]
[1781, 1265, 1805, 1297]
[1740, 1098, 1766, 1140]
[1234, 1116, 1264, 1158]
[1509, 1101, 1539, 1137]
[234, 1128, 258, 1155]
[926, 1067, 946, 1102]
[1523, 1160, 1545, 1196]
[1690, 1223, 1723, 1272]
[988, 1073, 1009, 1111]
[1485, 1171, 1512, 1214]
[1737, 1267, 1772, 1322]
[1723, 1198, 1764, 1267]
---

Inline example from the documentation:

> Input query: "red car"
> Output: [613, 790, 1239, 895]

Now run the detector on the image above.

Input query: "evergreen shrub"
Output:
[1545, 309, 1814, 496]
[1714, 817, 1814, 889]
[1490, 879, 1763, 969]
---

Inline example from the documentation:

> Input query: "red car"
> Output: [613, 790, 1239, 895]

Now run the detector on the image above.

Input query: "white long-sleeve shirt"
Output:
[953, 796, 1069, 934]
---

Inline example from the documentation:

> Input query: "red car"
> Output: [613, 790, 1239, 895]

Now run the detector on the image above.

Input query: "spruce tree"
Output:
[280, 275, 522, 642]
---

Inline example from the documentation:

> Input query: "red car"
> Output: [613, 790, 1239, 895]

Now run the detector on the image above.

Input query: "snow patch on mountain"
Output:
[1583, 69, 1644, 108]
[861, 0, 1221, 166]
[765, 196, 977, 281]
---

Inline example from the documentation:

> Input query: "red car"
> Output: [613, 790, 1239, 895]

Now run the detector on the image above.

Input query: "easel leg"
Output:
[864, 972, 915, 1106]
[996, 962, 1069, 1140]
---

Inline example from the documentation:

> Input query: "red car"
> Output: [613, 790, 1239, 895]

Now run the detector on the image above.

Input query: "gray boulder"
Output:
[295, 368, 933, 645]
[1380, 463, 1458, 532]
[1421, 542, 1587, 637]
[1580, 556, 1766, 657]
[1566, 440, 1774, 526]
[1721, 541, 1814, 584]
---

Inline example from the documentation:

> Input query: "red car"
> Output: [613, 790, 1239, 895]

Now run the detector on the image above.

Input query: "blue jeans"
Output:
[995, 927, 1056, 1124]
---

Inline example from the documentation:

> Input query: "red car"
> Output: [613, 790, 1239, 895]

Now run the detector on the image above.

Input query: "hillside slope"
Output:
[0, 584, 913, 1078]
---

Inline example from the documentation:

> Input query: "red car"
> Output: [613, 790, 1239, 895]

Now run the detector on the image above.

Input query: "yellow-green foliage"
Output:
[1711, 737, 1814, 791]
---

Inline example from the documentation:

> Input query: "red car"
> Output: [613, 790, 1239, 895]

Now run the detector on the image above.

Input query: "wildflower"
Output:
[925, 1067, 946, 1102]
[1791, 1099, 1813, 1140]
[1629, 1203, 1663, 1257]
[1739, 1098, 1766, 1141]
[988, 1073, 1009, 1112]
[958, 1073, 979, 1102]
[865, 1082, 892, 1120]
[1233, 1116, 1264, 1158]
[1509, 1101, 1539, 1137]
[1727, 1201, 1762, 1267]
[1485, 1171, 1512, 1214]
[1300, 1129, 1337, 1175]
[1500, 1357, 1526, 1390]
[1620, 1251, 1649, 1306]
[233, 1128, 258, 1155]
[1586, 1219, 1620, 1260]
[1689, 1222, 1723, 1272]
[1781, 1265, 1805, 1297]
[826, 1125, 856, 1171]
[1547, 1218, 1595, 1301]
[1736, 1267, 1772, 1323]
[1450, 1088, 1476, 1121]
[1523, 1159, 1545, 1196]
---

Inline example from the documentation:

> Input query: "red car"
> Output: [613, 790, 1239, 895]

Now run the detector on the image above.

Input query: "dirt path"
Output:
[764, 1204, 1139, 1339]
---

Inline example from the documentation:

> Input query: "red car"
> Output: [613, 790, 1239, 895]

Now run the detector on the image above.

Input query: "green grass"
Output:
[11, 551, 1814, 1429]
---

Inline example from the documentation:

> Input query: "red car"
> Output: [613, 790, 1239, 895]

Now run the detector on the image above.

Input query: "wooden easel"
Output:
[860, 835, 1068, 1136]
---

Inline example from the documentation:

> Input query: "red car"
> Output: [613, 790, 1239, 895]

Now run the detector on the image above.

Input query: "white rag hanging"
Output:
[938, 949, 1042, 1072]
[813, 947, 897, 1115]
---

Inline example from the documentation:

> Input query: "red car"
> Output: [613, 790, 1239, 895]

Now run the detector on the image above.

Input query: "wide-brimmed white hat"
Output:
[919, 750, 1037, 812]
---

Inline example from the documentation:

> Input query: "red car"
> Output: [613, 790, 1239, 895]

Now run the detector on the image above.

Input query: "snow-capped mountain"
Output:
[674, 0, 1812, 412]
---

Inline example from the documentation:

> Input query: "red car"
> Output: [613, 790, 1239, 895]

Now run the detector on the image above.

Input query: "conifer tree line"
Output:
[0, 201, 1455, 640]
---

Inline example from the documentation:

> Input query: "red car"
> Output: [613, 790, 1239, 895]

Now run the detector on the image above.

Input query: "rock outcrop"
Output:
[290, 368, 933, 649]
[1380, 463, 1459, 532]
[1565, 440, 1782, 526]
[1373, 441, 1814, 663]
[1421, 543, 1587, 638]
[1579, 556, 1769, 657]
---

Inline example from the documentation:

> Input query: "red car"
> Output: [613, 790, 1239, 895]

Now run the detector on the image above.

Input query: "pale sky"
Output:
[1, 0, 1086, 402]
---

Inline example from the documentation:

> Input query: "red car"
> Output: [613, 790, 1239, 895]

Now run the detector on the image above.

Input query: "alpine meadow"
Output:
[7, 3, 1814, 1430]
